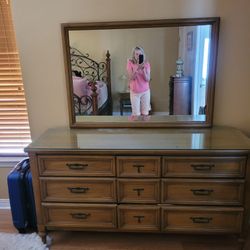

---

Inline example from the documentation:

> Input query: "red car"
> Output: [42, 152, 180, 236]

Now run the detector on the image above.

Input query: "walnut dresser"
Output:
[25, 126, 250, 246]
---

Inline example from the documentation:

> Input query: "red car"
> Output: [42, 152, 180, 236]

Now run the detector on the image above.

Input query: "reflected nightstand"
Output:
[119, 92, 131, 115]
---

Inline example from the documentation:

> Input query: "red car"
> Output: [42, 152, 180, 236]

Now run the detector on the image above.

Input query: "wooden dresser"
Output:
[169, 76, 192, 115]
[25, 126, 250, 245]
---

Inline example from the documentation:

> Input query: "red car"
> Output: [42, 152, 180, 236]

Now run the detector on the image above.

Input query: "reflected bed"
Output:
[70, 47, 112, 115]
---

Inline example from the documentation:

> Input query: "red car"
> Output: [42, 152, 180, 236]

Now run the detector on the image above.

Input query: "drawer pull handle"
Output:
[190, 217, 213, 224]
[191, 164, 215, 171]
[191, 189, 214, 196]
[66, 163, 88, 170]
[133, 188, 144, 196]
[133, 165, 144, 173]
[133, 215, 145, 223]
[68, 187, 89, 193]
[71, 213, 90, 220]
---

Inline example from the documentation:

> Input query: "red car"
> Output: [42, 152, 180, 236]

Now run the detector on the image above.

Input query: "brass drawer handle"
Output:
[133, 164, 144, 173]
[133, 215, 145, 223]
[191, 189, 214, 196]
[133, 188, 144, 196]
[190, 217, 213, 224]
[67, 187, 89, 193]
[66, 163, 88, 170]
[191, 164, 215, 171]
[71, 213, 90, 220]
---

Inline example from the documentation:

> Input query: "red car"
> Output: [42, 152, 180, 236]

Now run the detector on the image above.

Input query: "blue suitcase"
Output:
[7, 158, 37, 233]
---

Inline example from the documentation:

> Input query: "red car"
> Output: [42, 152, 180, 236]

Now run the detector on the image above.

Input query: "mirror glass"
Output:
[62, 18, 219, 128]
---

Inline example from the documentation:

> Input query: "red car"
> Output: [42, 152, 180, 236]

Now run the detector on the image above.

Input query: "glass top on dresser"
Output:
[25, 126, 250, 152]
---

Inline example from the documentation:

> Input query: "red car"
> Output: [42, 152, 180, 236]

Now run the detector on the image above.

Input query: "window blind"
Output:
[0, 0, 31, 155]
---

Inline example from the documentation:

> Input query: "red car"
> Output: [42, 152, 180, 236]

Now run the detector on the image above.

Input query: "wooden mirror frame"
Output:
[62, 17, 220, 128]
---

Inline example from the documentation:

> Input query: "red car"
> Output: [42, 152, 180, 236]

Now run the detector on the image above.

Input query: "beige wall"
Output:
[212, 1, 250, 135]
[0, 168, 13, 199]
[10, 0, 250, 139]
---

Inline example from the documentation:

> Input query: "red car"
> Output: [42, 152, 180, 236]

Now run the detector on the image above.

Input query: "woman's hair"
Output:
[131, 46, 146, 63]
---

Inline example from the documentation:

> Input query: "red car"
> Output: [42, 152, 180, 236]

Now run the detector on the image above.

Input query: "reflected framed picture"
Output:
[187, 31, 193, 51]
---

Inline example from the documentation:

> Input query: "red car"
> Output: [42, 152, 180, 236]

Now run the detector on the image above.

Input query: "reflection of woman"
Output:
[126, 46, 151, 121]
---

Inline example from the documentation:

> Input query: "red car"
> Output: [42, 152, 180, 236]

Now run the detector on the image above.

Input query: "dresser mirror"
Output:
[62, 17, 220, 128]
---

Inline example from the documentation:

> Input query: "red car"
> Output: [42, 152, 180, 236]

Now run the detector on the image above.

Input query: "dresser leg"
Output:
[237, 236, 245, 250]
[38, 227, 47, 244]
[46, 234, 53, 247]
[39, 233, 46, 244]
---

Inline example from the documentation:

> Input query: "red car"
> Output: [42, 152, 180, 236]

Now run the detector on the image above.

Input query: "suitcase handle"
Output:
[15, 158, 30, 172]
[10, 158, 30, 179]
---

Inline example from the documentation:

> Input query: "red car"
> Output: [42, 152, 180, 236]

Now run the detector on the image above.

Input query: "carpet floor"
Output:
[0, 232, 48, 250]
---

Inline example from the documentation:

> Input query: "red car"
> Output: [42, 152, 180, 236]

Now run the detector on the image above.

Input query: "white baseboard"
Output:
[0, 199, 10, 209]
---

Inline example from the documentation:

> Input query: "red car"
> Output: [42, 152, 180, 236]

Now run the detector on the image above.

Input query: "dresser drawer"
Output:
[118, 205, 160, 231]
[43, 203, 117, 229]
[117, 156, 160, 177]
[162, 206, 243, 233]
[162, 157, 246, 178]
[118, 179, 160, 203]
[38, 155, 115, 176]
[40, 178, 116, 203]
[161, 179, 244, 205]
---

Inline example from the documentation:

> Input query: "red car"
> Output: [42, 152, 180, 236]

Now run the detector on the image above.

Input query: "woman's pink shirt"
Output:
[127, 60, 150, 93]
